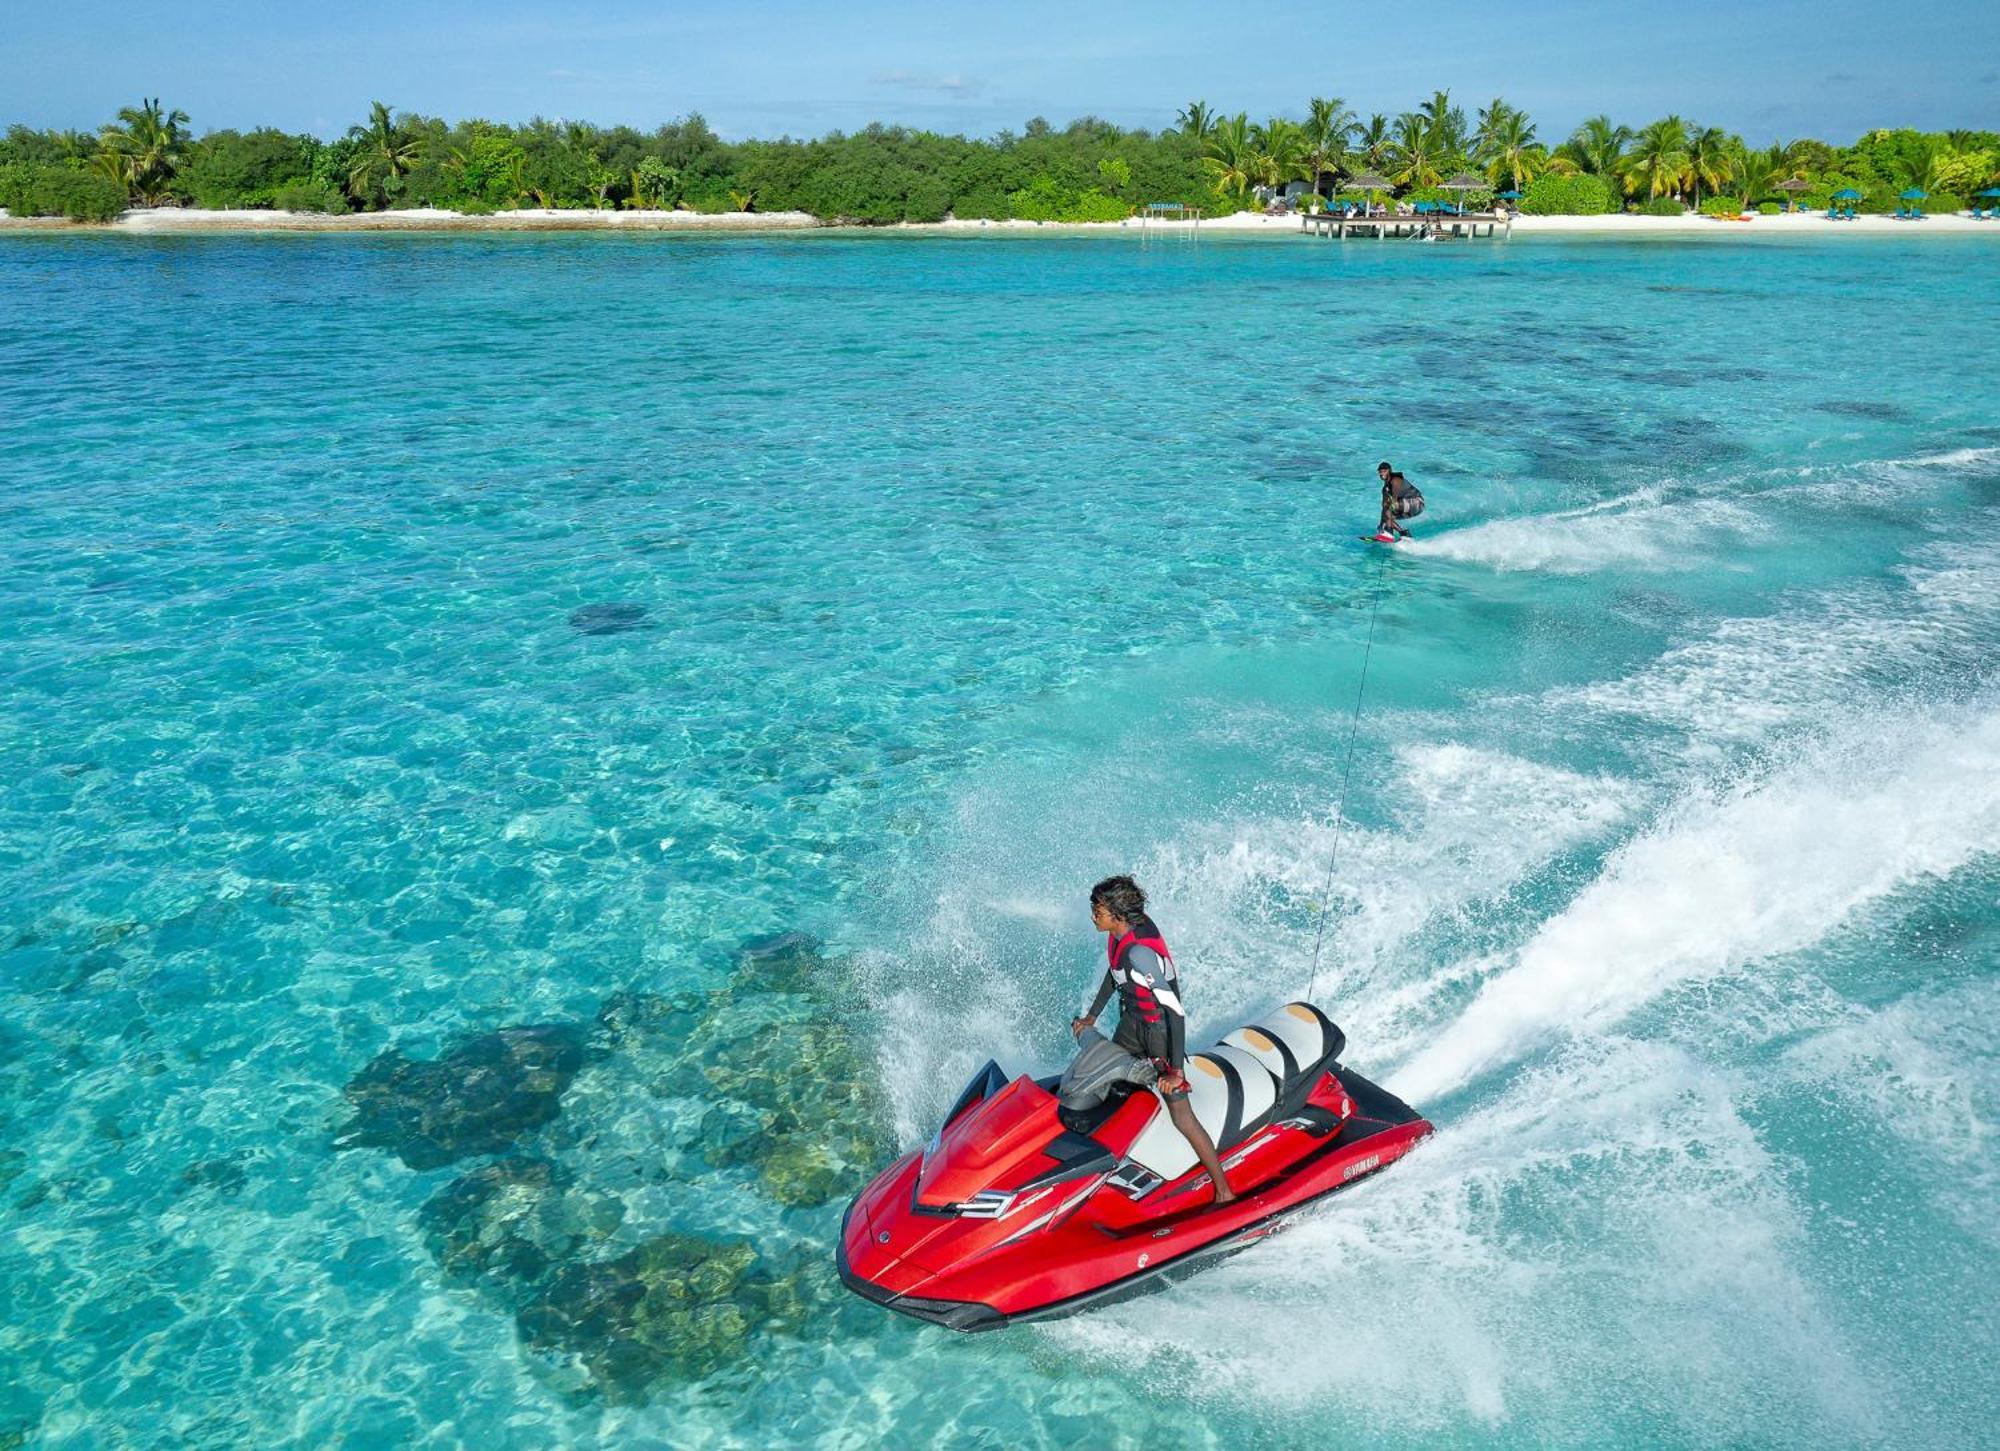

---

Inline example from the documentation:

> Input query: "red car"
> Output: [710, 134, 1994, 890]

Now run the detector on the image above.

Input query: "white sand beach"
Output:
[3, 205, 1995, 236]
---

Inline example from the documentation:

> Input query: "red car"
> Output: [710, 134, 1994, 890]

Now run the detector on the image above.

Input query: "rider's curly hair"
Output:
[1089, 875, 1148, 923]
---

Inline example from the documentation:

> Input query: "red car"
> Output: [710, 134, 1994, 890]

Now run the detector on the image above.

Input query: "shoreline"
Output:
[3, 205, 1996, 237]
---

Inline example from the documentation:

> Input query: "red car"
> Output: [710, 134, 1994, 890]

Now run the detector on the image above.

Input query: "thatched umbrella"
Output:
[1438, 172, 1487, 215]
[1345, 171, 1393, 213]
[1776, 176, 1811, 212]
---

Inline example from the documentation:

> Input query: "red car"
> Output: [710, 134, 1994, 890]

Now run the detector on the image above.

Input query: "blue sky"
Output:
[6, 0, 1996, 142]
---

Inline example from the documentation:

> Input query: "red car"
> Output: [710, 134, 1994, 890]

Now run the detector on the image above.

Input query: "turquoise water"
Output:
[2, 230, 1996, 1449]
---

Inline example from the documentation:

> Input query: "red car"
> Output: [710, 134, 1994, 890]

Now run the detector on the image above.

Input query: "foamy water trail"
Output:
[1047, 1039, 1883, 1444]
[1396, 702, 2000, 1103]
[1414, 495, 1761, 573]
[1550, 532, 2000, 742]
[1420, 445, 1997, 575]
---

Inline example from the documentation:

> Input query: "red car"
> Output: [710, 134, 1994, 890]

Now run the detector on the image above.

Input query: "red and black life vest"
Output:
[1108, 920, 1174, 1026]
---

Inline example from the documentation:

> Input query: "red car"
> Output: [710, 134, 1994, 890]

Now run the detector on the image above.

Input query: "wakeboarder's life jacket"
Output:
[1389, 475, 1426, 519]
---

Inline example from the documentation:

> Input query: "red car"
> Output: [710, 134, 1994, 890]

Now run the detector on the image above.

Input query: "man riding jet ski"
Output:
[838, 878, 1434, 1330]
[1070, 876, 1236, 1204]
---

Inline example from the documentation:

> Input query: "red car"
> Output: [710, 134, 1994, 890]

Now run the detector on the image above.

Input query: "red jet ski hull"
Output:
[839, 1059, 1432, 1331]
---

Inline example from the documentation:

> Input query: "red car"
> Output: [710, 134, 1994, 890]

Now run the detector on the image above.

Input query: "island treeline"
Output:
[3, 94, 1996, 224]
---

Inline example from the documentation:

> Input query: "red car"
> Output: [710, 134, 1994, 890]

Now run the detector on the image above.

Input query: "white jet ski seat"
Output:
[1123, 1002, 1347, 1183]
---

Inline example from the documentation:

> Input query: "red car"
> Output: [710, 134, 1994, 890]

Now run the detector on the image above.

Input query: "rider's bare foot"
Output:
[1214, 1188, 1238, 1206]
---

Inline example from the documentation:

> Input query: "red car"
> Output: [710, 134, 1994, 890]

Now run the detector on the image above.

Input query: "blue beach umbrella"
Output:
[1980, 187, 2000, 197]
[1498, 190, 1521, 199]
[1832, 188, 1863, 200]
[1900, 188, 1928, 200]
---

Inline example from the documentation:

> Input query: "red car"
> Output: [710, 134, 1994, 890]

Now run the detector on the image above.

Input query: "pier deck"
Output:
[1300, 211, 1511, 241]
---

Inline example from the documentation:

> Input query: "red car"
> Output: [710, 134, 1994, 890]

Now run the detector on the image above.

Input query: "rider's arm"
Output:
[1085, 970, 1114, 1020]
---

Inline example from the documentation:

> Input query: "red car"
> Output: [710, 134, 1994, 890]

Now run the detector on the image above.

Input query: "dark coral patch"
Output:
[420, 1157, 623, 1287]
[335, 1023, 586, 1170]
[515, 1233, 806, 1402]
[567, 603, 650, 635]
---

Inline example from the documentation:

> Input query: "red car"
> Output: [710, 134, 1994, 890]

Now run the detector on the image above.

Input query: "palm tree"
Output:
[1203, 113, 1257, 199]
[1302, 96, 1357, 193]
[1685, 125, 1733, 206]
[89, 150, 129, 188]
[1356, 114, 1392, 172]
[1389, 111, 1441, 189]
[52, 129, 95, 165]
[1419, 89, 1468, 162]
[1250, 117, 1309, 190]
[1176, 101, 1217, 139]
[98, 98, 190, 205]
[1476, 101, 1542, 191]
[1623, 116, 1691, 201]
[346, 101, 423, 202]
[1557, 115, 1634, 179]
[1730, 141, 1785, 208]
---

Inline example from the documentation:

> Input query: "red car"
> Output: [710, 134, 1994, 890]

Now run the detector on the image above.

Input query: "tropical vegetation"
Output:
[1, 95, 1995, 223]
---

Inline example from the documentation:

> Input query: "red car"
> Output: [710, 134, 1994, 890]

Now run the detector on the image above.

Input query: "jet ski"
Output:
[838, 1001, 1432, 1330]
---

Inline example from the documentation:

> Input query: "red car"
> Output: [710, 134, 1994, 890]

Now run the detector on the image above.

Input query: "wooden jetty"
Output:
[1300, 211, 1511, 241]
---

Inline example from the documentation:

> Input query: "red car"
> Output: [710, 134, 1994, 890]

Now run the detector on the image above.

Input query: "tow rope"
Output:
[1305, 548, 1392, 1001]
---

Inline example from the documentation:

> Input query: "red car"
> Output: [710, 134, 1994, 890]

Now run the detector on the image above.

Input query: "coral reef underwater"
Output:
[334, 933, 896, 1402]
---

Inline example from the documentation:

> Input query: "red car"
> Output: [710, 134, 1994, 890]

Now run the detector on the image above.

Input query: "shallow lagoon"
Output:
[2, 231, 1996, 1448]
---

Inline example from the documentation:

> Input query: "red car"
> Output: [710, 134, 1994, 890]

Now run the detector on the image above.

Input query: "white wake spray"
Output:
[1395, 702, 2000, 1103]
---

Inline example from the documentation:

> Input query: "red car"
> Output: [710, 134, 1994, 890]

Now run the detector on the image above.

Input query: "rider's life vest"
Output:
[1108, 921, 1175, 1026]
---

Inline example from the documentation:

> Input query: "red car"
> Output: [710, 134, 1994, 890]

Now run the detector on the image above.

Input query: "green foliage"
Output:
[12, 100, 1993, 229]
[346, 101, 424, 205]
[53, 170, 128, 221]
[1203, 113, 1256, 198]
[0, 161, 39, 213]
[3, 124, 98, 168]
[184, 128, 319, 208]
[1927, 149, 1991, 193]
[627, 155, 680, 209]
[1007, 175, 1130, 222]
[1624, 116, 1691, 200]
[1699, 195, 1744, 216]
[1516, 172, 1616, 214]
[1640, 196, 1685, 215]
[273, 179, 349, 213]
[0, 162, 128, 220]
[1758, 201, 1781, 214]
[98, 98, 191, 204]
[952, 189, 1012, 221]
